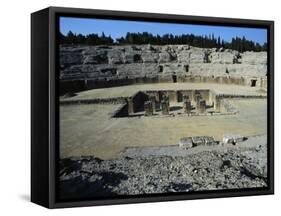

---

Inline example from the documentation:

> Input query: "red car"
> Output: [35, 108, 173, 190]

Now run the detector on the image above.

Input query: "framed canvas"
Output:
[31, 6, 274, 208]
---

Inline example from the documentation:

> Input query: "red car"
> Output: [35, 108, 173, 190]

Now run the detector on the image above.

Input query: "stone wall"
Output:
[60, 44, 267, 93]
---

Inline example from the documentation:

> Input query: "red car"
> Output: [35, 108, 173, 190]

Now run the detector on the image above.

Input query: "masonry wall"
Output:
[59, 44, 267, 94]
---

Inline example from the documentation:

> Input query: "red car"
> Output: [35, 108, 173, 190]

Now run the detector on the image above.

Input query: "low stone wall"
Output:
[60, 75, 267, 95]
[216, 94, 266, 99]
[60, 97, 127, 105]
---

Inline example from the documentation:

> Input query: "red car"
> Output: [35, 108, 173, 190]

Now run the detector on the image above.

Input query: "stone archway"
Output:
[251, 79, 257, 87]
[172, 74, 177, 83]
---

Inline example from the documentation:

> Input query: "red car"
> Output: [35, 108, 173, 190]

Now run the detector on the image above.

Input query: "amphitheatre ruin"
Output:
[59, 44, 268, 198]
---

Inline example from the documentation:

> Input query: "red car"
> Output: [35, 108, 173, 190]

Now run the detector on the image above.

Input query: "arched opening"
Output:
[251, 79, 257, 87]
[172, 74, 177, 83]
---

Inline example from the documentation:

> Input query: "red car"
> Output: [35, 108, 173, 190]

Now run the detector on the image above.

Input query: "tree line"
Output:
[60, 31, 267, 52]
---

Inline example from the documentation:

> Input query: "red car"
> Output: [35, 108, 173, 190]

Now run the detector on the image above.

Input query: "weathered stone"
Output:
[162, 94, 169, 105]
[60, 45, 267, 88]
[223, 134, 245, 145]
[203, 136, 216, 145]
[214, 97, 221, 112]
[159, 52, 173, 63]
[127, 98, 134, 114]
[161, 100, 169, 115]
[149, 96, 156, 112]
[198, 99, 206, 113]
[183, 95, 190, 101]
[144, 101, 153, 116]
[183, 100, 192, 114]
[179, 137, 193, 149]
[192, 136, 205, 146]
[195, 94, 202, 110]
[83, 50, 108, 64]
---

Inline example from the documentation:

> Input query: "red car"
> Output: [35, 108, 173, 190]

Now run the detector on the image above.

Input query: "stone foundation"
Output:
[161, 101, 170, 115]
[144, 101, 153, 116]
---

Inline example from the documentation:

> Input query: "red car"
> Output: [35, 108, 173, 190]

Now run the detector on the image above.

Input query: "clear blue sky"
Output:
[60, 17, 267, 44]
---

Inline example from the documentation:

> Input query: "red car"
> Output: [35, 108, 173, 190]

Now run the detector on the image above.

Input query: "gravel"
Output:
[59, 140, 267, 200]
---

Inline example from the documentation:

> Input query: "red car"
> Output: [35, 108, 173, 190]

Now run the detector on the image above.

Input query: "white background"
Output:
[0, 0, 279, 215]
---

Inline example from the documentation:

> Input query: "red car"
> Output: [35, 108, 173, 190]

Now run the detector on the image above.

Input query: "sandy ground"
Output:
[60, 97, 267, 159]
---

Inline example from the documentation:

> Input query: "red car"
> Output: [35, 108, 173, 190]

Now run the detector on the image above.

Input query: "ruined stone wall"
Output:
[60, 44, 267, 93]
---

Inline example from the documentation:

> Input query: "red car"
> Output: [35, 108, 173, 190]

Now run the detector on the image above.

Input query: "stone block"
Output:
[144, 101, 153, 116]
[149, 96, 156, 112]
[183, 100, 192, 114]
[198, 99, 206, 113]
[214, 97, 221, 112]
[179, 137, 193, 149]
[192, 136, 205, 147]
[127, 98, 134, 114]
[223, 134, 245, 145]
[161, 100, 169, 115]
[203, 136, 216, 145]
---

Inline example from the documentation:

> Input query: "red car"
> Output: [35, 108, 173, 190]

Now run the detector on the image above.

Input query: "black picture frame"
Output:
[31, 6, 274, 208]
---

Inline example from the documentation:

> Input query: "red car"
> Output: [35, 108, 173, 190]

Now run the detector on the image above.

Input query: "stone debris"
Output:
[192, 136, 205, 146]
[179, 136, 216, 149]
[223, 134, 246, 145]
[179, 137, 193, 149]
[59, 141, 267, 199]
[203, 136, 216, 145]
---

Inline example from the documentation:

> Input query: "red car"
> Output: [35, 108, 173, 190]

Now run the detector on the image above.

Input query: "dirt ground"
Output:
[60, 85, 267, 159]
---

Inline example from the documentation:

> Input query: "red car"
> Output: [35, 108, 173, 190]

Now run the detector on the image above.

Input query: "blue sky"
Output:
[60, 17, 267, 44]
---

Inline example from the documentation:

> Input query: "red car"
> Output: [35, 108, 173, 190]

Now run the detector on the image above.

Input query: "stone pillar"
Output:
[191, 90, 196, 103]
[207, 90, 212, 104]
[199, 99, 206, 113]
[214, 96, 221, 112]
[161, 100, 169, 115]
[149, 96, 156, 112]
[144, 101, 153, 116]
[183, 99, 192, 114]
[127, 98, 134, 115]
[155, 91, 160, 103]
[168, 91, 177, 103]
[209, 91, 215, 107]
[195, 94, 202, 110]
[162, 93, 169, 106]
[183, 95, 189, 101]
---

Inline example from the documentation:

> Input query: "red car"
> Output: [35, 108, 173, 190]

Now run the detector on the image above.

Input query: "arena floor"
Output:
[60, 83, 267, 159]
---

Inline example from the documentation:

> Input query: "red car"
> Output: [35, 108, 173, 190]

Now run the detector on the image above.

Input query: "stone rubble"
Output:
[59, 141, 267, 199]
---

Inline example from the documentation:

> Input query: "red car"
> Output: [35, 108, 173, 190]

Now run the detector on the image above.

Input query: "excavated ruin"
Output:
[60, 44, 267, 94]
[58, 44, 268, 199]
